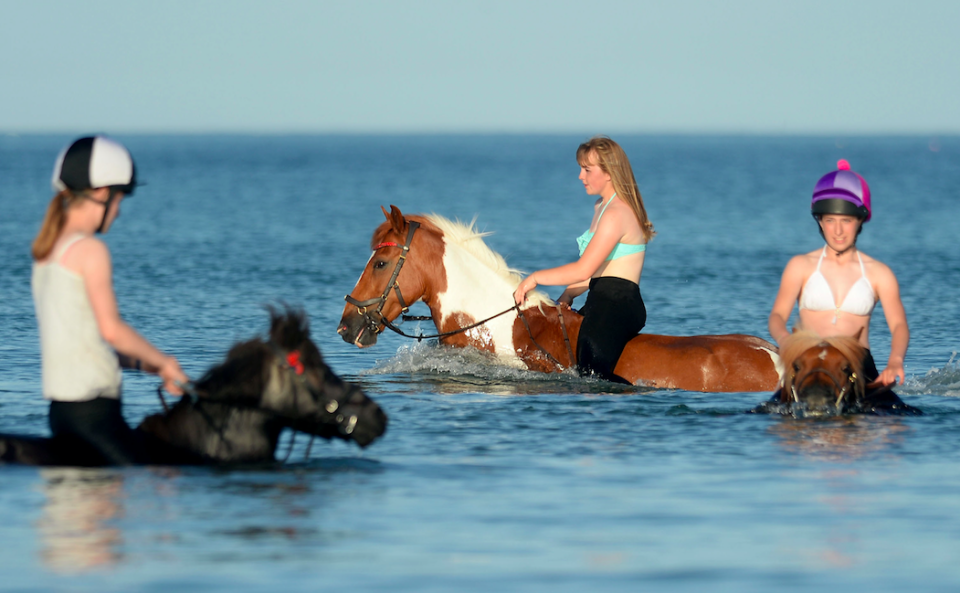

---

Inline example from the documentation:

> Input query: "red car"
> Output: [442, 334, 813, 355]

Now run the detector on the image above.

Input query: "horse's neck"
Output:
[139, 399, 282, 463]
[426, 243, 517, 321]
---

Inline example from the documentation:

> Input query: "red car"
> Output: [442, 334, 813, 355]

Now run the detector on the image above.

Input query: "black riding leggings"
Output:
[49, 397, 146, 465]
[576, 277, 646, 384]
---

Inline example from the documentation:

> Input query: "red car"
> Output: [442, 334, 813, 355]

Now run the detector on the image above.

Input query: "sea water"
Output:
[1, 134, 959, 592]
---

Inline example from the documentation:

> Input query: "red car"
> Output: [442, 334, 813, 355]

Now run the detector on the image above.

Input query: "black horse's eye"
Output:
[793, 361, 801, 372]
[374, 259, 388, 270]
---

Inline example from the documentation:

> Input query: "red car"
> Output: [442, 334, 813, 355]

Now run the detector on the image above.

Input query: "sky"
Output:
[2, 0, 958, 134]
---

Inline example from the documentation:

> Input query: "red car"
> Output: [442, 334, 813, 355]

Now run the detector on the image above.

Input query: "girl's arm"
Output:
[74, 238, 189, 394]
[874, 264, 909, 385]
[557, 280, 590, 305]
[514, 214, 624, 304]
[768, 256, 806, 346]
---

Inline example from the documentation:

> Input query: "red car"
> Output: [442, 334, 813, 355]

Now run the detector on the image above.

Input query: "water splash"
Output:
[359, 341, 650, 395]
[900, 352, 960, 397]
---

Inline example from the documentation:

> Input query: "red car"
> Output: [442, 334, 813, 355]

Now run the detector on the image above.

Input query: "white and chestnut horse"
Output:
[338, 205, 780, 392]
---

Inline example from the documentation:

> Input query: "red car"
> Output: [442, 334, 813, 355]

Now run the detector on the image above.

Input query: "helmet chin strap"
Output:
[95, 188, 122, 234]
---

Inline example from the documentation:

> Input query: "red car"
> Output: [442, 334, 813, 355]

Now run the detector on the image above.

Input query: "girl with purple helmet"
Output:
[768, 160, 909, 387]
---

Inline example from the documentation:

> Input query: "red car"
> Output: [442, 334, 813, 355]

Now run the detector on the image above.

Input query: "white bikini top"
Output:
[799, 246, 876, 320]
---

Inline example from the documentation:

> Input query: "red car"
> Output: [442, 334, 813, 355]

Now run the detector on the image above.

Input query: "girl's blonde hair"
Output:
[577, 136, 655, 242]
[32, 190, 85, 261]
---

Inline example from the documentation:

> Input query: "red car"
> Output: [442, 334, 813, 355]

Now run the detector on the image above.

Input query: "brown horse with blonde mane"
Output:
[754, 330, 921, 415]
[338, 205, 781, 392]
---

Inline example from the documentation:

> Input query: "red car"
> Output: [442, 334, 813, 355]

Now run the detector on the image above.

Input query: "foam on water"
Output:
[361, 340, 651, 396]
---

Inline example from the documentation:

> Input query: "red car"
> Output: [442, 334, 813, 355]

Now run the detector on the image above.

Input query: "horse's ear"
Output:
[383, 204, 407, 234]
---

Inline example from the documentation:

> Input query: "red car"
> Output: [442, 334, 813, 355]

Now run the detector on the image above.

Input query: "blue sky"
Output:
[2, 0, 957, 134]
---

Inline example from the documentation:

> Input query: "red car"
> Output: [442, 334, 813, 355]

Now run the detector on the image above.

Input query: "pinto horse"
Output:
[338, 205, 780, 392]
[754, 330, 921, 416]
[0, 308, 388, 466]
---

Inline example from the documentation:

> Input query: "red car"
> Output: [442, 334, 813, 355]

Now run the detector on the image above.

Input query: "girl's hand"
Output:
[514, 274, 538, 305]
[158, 357, 189, 396]
[876, 362, 905, 386]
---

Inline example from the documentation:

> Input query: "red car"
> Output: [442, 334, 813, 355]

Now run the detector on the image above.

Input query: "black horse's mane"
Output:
[193, 307, 316, 403]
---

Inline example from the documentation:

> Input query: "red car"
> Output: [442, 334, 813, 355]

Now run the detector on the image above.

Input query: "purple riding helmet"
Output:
[811, 159, 872, 222]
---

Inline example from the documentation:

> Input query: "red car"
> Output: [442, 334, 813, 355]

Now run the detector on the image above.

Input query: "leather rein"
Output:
[344, 220, 575, 369]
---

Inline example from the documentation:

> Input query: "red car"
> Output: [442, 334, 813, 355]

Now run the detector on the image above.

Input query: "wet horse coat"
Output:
[1, 309, 388, 466]
[339, 206, 781, 392]
[754, 331, 921, 416]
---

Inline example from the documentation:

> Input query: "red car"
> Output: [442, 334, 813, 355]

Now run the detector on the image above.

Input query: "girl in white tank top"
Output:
[30, 136, 189, 464]
[33, 233, 122, 401]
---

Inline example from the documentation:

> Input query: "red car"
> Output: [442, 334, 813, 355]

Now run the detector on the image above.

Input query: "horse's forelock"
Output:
[822, 334, 867, 397]
[370, 222, 396, 250]
[268, 306, 311, 350]
[780, 330, 866, 395]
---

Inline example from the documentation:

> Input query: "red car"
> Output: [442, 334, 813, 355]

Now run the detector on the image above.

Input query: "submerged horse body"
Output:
[1, 309, 388, 466]
[754, 330, 920, 416]
[339, 206, 780, 392]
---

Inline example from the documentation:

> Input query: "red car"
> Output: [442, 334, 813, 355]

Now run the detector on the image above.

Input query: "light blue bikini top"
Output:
[576, 194, 647, 260]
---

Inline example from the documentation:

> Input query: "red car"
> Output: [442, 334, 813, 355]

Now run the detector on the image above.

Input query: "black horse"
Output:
[0, 308, 388, 466]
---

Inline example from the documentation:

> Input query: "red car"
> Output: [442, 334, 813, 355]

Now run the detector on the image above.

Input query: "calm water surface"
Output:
[1, 134, 959, 592]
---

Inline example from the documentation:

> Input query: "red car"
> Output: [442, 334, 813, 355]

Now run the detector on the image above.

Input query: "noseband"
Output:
[789, 365, 859, 410]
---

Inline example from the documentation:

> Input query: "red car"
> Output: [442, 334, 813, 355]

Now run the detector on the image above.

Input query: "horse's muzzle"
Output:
[336, 384, 388, 447]
[337, 310, 381, 348]
[796, 383, 836, 411]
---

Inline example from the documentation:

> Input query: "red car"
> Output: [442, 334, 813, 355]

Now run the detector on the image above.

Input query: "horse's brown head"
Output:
[777, 330, 867, 416]
[338, 205, 440, 347]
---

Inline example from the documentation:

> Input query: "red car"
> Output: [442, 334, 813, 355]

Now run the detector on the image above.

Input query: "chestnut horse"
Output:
[338, 205, 780, 392]
[754, 330, 921, 416]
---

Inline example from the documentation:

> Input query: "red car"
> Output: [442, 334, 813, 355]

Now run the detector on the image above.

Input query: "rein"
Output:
[344, 219, 576, 370]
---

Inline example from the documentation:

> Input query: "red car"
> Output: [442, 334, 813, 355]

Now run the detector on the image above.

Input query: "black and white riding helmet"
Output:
[52, 135, 139, 196]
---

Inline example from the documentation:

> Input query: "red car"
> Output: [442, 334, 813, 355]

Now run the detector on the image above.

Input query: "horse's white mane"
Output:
[423, 213, 553, 310]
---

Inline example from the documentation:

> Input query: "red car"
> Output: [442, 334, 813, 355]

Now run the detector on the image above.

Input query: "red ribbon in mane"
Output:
[286, 351, 305, 375]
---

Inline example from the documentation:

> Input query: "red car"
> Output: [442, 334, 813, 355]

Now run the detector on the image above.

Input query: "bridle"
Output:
[789, 365, 859, 410]
[344, 220, 427, 339]
[343, 219, 575, 369]
[156, 341, 359, 462]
